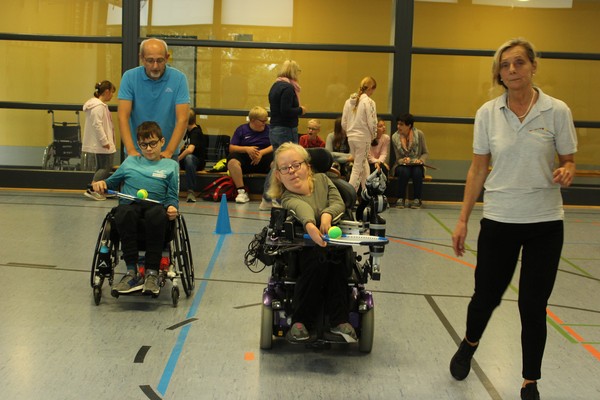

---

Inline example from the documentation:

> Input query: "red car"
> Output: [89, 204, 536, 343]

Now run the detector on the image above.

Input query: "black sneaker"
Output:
[521, 382, 540, 400]
[450, 339, 478, 380]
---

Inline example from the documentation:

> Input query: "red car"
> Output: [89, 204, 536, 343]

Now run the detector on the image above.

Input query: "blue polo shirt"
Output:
[118, 65, 190, 154]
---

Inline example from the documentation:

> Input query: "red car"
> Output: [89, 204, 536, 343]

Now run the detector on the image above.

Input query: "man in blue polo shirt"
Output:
[118, 38, 190, 160]
[227, 106, 273, 203]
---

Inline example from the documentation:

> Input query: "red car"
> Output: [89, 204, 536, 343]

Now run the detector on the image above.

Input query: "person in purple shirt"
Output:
[227, 106, 273, 203]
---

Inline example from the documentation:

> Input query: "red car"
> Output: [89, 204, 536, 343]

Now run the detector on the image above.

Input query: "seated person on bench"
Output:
[267, 142, 357, 342]
[227, 106, 273, 204]
[92, 121, 179, 295]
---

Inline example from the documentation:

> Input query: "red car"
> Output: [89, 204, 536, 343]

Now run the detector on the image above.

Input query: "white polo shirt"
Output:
[473, 88, 578, 223]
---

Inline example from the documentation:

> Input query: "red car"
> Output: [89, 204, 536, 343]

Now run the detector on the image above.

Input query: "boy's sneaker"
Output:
[411, 199, 422, 209]
[235, 189, 250, 203]
[186, 191, 196, 203]
[259, 198, 272, 210]
[142, 271, 160, 295]
[520, 382, 540, 400]
[450, 339, 478, 380]
[84, 189, 105, 201]
[330, 322, 358, 342]
[396, 199, 406, 209]
[112, 271, 143, 295]
[286, 322, 310, 342]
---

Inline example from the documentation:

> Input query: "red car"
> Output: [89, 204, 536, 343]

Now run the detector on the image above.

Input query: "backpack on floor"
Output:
[201, 176, 236, 202]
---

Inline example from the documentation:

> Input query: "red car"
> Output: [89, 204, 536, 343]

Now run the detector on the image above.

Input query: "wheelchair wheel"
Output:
[174, 215, 195, 296]
[359, 308, 374, 353]
[260, 305, 273, 350]
[93, 286, 102, 306]
[90, 212, 118, 291]
[171, 286, 180, 307]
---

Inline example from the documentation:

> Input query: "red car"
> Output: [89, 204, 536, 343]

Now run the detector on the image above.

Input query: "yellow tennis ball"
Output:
[137, 189, 148, 199]
[328, 226, 342, 239]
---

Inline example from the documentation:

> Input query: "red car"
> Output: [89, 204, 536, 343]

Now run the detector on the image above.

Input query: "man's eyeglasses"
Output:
[143, 58, 166, 65]
[256, 119, 268, 123]
[277, 161, 305, 175]
[138, 140, 161, 149]
[307, 127, 319, 131]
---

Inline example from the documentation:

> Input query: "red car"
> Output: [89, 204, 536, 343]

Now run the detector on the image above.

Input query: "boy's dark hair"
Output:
[136, 121, 163, 141]
[396, 113, 414, 128]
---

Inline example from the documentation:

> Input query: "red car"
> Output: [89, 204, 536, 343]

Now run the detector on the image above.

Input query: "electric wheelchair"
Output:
[245, 148, 388, 353]
[90, 206, 195, 307]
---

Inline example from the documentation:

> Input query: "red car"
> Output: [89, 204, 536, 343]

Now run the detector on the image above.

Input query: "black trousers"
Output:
[113, 202, 169, 271]
[292, 247, 351, 329]
[395, 164, 424, 199]
[465, 218, 563, 380]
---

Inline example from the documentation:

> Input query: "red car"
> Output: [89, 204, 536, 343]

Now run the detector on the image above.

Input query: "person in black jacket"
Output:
[178, 109, 205, 202]
[261, 60, 307, 210]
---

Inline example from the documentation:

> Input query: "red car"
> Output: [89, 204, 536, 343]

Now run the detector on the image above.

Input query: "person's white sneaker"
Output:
[84, 189, 106, 201]
[235, 189, 250, 203]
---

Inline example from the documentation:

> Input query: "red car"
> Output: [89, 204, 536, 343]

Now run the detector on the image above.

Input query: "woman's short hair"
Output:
[492, 38, 538, 88]
[278, 60, 301, 81]
[396, 113, 414, 128]
[248, 106, 268, 122]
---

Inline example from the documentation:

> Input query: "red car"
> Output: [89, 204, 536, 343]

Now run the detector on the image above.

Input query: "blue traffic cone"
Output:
[215, 193, 232, 234]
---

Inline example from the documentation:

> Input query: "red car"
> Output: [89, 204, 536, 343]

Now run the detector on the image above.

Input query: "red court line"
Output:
[389, 237, 600, 362]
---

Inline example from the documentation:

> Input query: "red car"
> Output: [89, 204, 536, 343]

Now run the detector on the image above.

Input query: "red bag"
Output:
[201, 176, 236, 202]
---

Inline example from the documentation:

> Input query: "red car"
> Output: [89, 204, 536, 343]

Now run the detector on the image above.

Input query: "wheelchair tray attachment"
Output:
[302, 233, 388, 246]
[107, 190, 161, 204]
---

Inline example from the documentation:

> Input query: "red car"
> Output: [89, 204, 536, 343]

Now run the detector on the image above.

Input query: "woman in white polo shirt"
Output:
[449, 38, 578, 400]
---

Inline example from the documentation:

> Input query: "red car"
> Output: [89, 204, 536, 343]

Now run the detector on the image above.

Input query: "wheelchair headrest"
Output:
[306, 148, 333, 174]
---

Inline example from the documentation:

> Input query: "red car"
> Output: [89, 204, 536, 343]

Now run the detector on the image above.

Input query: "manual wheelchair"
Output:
[90, 207, 195, 307]
[245, 148, 388, 353]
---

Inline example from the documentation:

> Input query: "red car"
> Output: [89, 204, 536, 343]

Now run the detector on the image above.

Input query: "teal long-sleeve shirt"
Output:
[105, 156, 180, 209]
[281, 173, 345, 229]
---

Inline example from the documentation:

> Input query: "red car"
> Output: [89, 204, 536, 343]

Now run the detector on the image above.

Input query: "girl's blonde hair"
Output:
[267, 143, 312, 199]
[353, 76, 377, 112]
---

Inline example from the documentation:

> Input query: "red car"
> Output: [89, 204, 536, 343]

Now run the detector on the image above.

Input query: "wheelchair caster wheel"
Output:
[93, 286, 102, 305]
[110, 288, 119, 298]
[171, 286, 180, 307]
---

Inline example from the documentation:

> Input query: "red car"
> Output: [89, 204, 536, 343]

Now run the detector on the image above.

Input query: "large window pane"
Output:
[414, 0, 600, 53]
[1, 41, 121, 104]
[411, 55, 600, 122]
[191, 47, 392, 114]
[1, 0, 121, 37]
[142, 0, 394, 45]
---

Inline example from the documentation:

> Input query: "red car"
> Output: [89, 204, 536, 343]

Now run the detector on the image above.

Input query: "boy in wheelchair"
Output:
[92, 121, 179, 296]
[266, 143, 358, 342]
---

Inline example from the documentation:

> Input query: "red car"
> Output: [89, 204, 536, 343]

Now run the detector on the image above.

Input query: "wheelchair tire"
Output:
[260, 305, 273, 350]
[90, 213, 117, 289]
[359, 308, 374, 353]
[93, 286, 102, 306]
[171, 286, 179, 307]
[174, 215, 195, 297]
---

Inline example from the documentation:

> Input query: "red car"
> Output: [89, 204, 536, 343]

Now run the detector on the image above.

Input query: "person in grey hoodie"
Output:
[83, 80, 116, 200]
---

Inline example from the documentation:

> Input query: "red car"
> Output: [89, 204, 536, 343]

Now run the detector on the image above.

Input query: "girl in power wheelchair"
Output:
[247, 143, 388, 352]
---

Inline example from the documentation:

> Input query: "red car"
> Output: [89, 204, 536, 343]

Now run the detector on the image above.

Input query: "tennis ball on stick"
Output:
[137, 189, 148, 200]
[328, 226, 342, 239]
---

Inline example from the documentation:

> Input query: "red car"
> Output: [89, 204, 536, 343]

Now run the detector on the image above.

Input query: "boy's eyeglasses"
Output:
[277, 161, 305, 175]
[138, 140, 160, 149]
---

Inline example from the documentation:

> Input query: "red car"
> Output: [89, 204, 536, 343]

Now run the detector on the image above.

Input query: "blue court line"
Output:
[156, 234, 227, 396]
